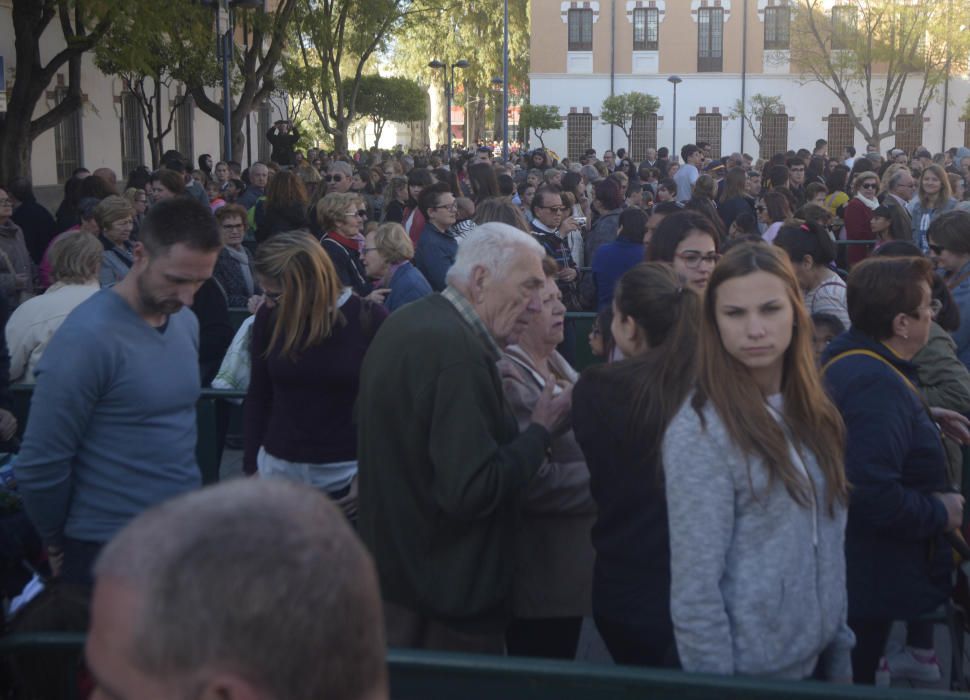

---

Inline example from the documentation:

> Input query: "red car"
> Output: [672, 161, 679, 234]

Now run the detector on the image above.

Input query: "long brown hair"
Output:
[254, 231, 342, 361]
[693, 242, 848, 512]
[589, 262, 701, 472]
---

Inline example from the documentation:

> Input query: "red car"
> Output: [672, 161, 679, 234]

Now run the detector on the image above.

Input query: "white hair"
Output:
[446, 222, 544, 286]
[329, 160, 353, 177]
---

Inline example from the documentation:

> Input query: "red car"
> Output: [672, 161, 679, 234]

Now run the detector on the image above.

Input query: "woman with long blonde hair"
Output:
[244, 231, 387, 514]
[910, 163, 957, 254]
[662, 242, 852, 680]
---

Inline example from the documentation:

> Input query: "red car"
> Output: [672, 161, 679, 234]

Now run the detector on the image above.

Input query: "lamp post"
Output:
[502, 0, 509, 161]
[428, 58, 469, 162]
[667, 75, 682, 159]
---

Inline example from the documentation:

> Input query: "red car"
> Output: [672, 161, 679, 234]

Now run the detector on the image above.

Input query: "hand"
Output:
[560, 215, 579, 233]
[247, 294, 264, 315]
[557, 267, 578, 283]
[934, 491, 964, 531]
[0, 409, 17, 442]
[365, 288, 390, 304]
[335, 475, 359, 520]
[930, 407, 970, 444]
[530, 381, 573, 436]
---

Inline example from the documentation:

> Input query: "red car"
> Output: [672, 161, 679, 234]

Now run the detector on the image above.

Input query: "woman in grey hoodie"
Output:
[663, 243, 854, 680]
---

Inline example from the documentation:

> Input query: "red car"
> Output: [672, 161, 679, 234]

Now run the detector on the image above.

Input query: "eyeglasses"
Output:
[675, 251, 721, 268]
[431, 202, 458, 211]
[325, 175, 344, 182]
[537, 205, 568, 213]
[928, 243, 945, 255]
[860, 182, 878, 190]
[361, 247, 378, 254]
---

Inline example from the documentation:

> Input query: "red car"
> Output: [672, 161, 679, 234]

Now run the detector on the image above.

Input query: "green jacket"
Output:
[357, 293, 549, 630]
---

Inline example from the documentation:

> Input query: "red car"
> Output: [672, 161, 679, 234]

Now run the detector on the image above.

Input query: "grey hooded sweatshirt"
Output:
[662, 394, 854, 680]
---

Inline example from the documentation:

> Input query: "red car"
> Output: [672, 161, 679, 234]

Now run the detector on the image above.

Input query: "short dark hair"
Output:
[847, 256, 934, 340]
[844, 146, 857, 157]
[531, 185, 563, 215]
[927, 210, 970, 256]
[774, 219, 837, 266]
[594, 178, 624, 210]
[7, 177, 34, 203]
[140, 197, 221, 256]
[417, 181, 452, 219]
[681, 144, 701, 162]
[618, 208, 648, 243]
[150, 169, 186, 195]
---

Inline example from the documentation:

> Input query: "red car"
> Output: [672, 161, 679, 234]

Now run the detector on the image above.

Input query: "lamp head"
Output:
[667, 75, 683, 85]
[454, 59, 470, 69]
[428, 60, 445, 69]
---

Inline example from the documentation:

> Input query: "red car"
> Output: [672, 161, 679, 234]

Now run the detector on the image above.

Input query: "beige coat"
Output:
[497, 345, 596, 618]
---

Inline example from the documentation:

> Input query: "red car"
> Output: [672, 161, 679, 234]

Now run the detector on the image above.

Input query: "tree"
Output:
[281, 0, 425, 154]
[186, 0, 299, 161]
[600, 92, 661, 143]
[788, 0, 970, 148]
[0, 0, 118, 182]
[391, 0, 530, 148]
[518, 103, 561, 150]
[94, 1, 219, 168]
[349, 75, 427, 149]
[729, 93, 784, 154]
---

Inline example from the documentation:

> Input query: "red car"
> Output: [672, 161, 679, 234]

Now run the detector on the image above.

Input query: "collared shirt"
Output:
[441, 285, 501, 362]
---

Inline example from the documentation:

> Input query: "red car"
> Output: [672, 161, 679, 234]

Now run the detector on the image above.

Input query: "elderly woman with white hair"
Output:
[7, 231, 102, 383]
[357, 222, 575, 653]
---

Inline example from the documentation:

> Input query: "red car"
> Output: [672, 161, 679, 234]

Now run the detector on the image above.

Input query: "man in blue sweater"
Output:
[16, 197, 222, 586]
[413, 182, 458, 292]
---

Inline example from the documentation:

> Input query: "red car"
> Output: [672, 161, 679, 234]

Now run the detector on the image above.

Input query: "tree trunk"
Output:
[0, 115, 33, 185]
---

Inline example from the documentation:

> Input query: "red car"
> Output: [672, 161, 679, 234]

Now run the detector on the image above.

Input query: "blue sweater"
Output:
[413, 222, 457, 292]
[945, 261, 970, 368]
[16, 289, 202, 545]
[591, 239, 644, 311]
[386, 262, 432, 312]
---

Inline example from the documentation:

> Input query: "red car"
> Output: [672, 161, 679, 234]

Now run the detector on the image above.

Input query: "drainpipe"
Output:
[740, 0, 748, 153]
[610, 0, 616, 151]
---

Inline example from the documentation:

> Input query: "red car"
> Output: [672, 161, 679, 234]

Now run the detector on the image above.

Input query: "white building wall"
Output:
[530, 72, 970, 159]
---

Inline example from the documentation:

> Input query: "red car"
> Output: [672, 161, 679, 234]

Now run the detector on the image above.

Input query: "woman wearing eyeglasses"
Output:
[927, 210, 970, 369]
[213, 204, 262, 309]
[646, 210, 720, 294]
[909, 164, 957, 255]
[842, 171, 882, 266]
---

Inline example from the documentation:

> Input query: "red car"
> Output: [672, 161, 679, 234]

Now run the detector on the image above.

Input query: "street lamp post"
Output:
[502, 0, 509, 161]
[667, 75, 682, 159]
[429, 59, 469, 162]
[213, 0, 265, 163]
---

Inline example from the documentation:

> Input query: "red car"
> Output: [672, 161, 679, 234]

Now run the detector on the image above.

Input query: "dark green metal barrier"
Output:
[9, 385, 246, 485]
[0, 634, 954, 700]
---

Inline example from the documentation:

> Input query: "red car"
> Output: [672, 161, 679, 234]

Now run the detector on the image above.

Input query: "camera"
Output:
[573, 216, 587, 228]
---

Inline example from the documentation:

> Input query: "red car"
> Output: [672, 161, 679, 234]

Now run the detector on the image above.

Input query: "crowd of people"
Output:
[4, 131, 970, 695]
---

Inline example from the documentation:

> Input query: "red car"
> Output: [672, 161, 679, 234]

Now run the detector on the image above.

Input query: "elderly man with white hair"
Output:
[357, 222, 573, 654]
[326, 160, 354, 194]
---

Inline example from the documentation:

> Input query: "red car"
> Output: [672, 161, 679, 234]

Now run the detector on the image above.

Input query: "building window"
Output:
[895, 114, 923, 155]
[764, 6, 790, 50]
[695, 114, 722, 159]
[629, 113, 658, 161]
[566, 112, 592, 161]
[568, 8, 593, 51]
[120, 91, 144, 179]
[174, 94, 194, 162]
[633, 7, 659, 51]
[831, 5, 857, 50]
[53, 87, 82, 185]
[760, 112, 789, 158]
[827, 113, 854, 160]
[698, 7, 724, 72]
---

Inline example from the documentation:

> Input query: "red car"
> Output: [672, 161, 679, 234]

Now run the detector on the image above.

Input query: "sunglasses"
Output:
[325, 175, 344, 182]
[860, 182, 878, 190]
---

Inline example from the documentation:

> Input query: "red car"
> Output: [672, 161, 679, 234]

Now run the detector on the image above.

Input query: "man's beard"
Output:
[136, 273, 183, 316]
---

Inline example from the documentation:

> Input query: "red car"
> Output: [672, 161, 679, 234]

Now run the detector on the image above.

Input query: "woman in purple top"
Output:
[244, 231, 386, 516]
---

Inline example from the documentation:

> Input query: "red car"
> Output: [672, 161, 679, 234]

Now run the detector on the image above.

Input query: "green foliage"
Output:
[600, 92, 661, 139]
[729, 94, 783, 151]
[93, 0, 220, 166]
[518, 103, 562, 149]
[281, 0, 422, 152]
[348, 75, 427, 148]
[390, 0, 530, 145]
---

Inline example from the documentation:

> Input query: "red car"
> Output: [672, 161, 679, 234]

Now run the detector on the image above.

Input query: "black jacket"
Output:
[266, 127, 300, 166]
[192, 279, 234, 386]
[12, 200, 58, 265]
